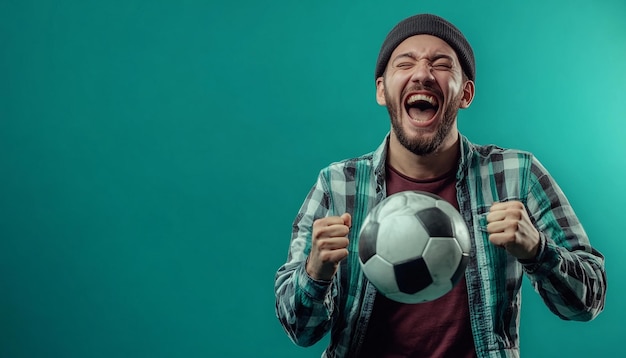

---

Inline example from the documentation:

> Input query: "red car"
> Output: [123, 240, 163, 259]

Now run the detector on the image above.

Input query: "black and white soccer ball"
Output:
[358, 190, 471, 304]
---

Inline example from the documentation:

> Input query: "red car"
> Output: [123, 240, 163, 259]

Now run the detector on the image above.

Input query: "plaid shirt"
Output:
[274, 134, 606, 358]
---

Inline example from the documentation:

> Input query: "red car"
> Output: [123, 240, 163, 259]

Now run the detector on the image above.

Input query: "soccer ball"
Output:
[358, 190, 471, 303]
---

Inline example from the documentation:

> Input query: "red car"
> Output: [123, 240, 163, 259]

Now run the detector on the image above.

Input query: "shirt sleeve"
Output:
[274, 170, 338, 346]
[522, 157, 607, 321]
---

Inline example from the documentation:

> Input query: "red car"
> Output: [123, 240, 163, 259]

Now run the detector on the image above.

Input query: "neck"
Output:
[387, 131, 460, 180]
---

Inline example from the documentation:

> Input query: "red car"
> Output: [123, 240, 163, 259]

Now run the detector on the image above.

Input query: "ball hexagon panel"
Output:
[376, 214, 429, 264]
[361, 254, 400, 294]
[422, 237, 463, 282]
[375, 193, 409, 219]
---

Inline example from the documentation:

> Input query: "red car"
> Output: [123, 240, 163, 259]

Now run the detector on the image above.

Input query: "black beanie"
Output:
[374, 14, 475, 81]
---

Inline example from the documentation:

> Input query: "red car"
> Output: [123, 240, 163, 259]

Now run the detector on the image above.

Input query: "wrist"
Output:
[518, 233, 546, 265]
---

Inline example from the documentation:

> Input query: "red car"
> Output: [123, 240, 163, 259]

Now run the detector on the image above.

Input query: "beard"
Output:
[385, 84, 463, 156]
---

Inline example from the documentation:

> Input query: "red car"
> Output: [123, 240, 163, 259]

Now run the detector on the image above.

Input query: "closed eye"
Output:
[432, 60, 452, 69]
[431, 55, 454, 69]
[391, 52, 418, 69]
[397, 62, 414, 69]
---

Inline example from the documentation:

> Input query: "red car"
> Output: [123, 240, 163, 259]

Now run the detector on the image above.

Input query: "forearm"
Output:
[275, 176, 334, 345]
[522, 162, 607, 320]
[274, 260, 335, 346]
[522, 233, 606, 320]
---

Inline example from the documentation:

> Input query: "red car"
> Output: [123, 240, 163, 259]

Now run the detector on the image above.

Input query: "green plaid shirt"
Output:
[274, 134, 606, 358]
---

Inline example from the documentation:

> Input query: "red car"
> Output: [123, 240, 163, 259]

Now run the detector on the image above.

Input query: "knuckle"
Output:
[312, 230, 322, 240]
[316, 238, 332, 250]
[318, 250, 329, 261]
[320, 251, 336, 263]
[314, 226, 330, 238]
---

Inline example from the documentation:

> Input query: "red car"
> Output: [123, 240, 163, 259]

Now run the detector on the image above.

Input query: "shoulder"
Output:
[466, 140, 536, 167]
[320, 136, 387, 181]
[460, 137, 547, 181]
[319, 152, 376, 185]
[471, 142, 532, 159]
[327, 151, 376, 170]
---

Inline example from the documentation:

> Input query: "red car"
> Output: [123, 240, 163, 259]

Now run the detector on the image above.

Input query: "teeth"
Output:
[407, 94, 437, 106]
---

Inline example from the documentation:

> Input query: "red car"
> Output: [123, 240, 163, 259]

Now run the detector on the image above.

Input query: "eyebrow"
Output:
[431, 54, 454, 62]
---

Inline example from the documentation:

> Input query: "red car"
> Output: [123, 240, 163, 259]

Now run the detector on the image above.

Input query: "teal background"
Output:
[1, 0, 624, 357]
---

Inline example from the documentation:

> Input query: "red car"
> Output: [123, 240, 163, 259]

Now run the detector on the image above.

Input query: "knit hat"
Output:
[374, 14, 475, 81]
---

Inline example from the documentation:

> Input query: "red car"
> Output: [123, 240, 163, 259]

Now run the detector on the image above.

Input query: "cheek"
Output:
[440, 74, 463, 97]
[388, 74, 408, 88]
[448, 81, 462, 96]
[383, 76, 407, 99]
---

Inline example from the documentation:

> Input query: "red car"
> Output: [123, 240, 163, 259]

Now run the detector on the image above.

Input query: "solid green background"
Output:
[1, 0, 625, 357]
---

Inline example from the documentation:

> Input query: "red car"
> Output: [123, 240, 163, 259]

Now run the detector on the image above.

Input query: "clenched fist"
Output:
[306, 213, 352, 281]
[486, 201, 540, 260]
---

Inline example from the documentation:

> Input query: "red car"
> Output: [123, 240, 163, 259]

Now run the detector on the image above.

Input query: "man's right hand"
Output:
[306, 213, 352, 281]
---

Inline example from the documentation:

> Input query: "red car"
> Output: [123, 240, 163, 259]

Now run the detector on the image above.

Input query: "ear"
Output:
[375, 76, 386, 106]
[459, 79, 475, 109]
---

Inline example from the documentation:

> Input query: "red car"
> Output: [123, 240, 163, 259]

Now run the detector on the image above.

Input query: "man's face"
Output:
[376, 35, 474, 156]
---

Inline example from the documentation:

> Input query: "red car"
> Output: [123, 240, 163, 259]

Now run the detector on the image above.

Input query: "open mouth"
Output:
[404, 93, 439, 123]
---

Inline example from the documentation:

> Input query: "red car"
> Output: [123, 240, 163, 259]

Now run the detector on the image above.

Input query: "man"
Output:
[274, 13, 606, 358]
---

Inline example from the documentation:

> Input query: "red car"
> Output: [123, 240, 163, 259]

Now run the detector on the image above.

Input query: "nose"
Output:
[410, 60, 436, 86]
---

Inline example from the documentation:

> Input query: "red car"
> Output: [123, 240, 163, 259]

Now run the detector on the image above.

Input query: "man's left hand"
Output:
[486, 201, 540, 260]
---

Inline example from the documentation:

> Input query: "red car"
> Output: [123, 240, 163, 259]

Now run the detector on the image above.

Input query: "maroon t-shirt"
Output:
[359, 164, 476, 358]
